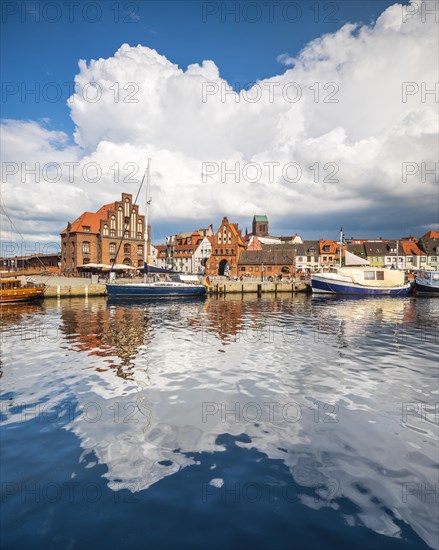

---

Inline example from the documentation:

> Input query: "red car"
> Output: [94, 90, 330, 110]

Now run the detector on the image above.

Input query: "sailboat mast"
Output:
[143, 158, 151, 284]
[339, 227, 343, 267]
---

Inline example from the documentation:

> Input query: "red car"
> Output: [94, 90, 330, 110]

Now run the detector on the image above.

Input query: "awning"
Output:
[78, 263, 111, 270]
[111, 264, 137, 270]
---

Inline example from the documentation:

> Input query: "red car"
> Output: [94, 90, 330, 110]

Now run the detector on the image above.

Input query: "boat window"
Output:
[432, 274, 439, 281]
[376, 271, 384, 280]
[364, 272, 375, 280]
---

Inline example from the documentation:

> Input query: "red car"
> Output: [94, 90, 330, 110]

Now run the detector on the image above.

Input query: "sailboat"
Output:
[311, 229, 412, 295]
[106, 159, 207, 298]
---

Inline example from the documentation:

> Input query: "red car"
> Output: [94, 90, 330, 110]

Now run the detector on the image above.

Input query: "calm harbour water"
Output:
[1, 294, 438, 550]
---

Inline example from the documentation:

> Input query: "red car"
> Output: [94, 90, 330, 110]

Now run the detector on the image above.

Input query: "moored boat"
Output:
[414, 270, 439, 295]
[311, 230, 412, 296]
[0, 278, 46, 303]
[105, 158, 208, 299]
[106, 279, 207, 297]
[312, 267, 412, 295]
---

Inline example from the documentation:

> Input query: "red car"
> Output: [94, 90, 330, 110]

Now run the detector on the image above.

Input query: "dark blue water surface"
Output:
[1, 294, 438, 549]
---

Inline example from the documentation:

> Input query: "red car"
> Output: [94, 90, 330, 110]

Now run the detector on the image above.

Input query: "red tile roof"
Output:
[61, 203, 114, 234]
[422, 230, 439, 239]
[400, 241, 425, 256]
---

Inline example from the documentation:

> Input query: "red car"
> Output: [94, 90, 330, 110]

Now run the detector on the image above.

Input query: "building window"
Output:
[255, 267, 259, 271]
[249, 267, 253, 272]
[103, 225, 108, 236]
[82, 242, 90, 254]
[307, 256, 311, 262]
[124, 244, 131, 255]
[109, 243, 116, 254]
[323, 256, 327, 261]
[82, 226, 90, 232]
[138, 245, 143, 256]
[267, 266, 272, 271]
[110, 229, 115, 237]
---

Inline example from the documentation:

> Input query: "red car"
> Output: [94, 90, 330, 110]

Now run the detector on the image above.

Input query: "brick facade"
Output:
[205, 217, 245, 277]
[60, 193, 148, 274]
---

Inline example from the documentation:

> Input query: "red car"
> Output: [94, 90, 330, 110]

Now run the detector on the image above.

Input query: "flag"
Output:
[204, 276, 211, 287]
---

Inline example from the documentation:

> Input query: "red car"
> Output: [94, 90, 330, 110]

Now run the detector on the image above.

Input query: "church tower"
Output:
[252, 215, 269, 237]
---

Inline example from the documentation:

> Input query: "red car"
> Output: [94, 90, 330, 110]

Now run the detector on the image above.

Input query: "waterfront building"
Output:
[0, 252, 60, 274]
[319, 240, 339, 267]
[418, 233, 439, 270]
[205, 216, 246, 277]
[155, 245, 168, 270]
[298, 240, 321, 272]
[238, 245, 296, 278]
[192, 236, 213, 274]
[364, 241, 388, 267]
[156, 226, 213, 273]
[60, 193, 147, 275]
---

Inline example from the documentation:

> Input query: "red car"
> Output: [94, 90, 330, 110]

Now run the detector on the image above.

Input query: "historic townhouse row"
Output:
[6, 193, 437, 276]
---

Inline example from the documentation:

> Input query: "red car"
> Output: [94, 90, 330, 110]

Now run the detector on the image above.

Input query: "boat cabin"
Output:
[416, 270, 439, 287]
[1, 279, 21, 290]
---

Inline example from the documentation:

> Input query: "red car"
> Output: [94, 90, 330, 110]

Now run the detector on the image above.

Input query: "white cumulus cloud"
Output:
[1, 0, 437, 246]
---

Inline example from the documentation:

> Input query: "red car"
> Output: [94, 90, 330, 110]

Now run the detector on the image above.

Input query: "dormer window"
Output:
[82, 226, 90, 232]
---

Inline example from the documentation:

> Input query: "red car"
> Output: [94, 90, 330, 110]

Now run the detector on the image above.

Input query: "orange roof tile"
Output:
[422, 230, 439, 239]
[61, 202, 115, 234]
[400, 241, 425, 256]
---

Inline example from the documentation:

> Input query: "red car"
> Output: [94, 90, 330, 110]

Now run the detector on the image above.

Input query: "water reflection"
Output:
[1, 295, 438, 548]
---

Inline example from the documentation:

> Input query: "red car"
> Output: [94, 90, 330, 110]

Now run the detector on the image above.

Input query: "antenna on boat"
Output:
[339, 227, 343, 267]
[143, 158, 152, 284]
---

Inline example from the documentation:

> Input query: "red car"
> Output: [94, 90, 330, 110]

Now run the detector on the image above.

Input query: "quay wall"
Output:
[26, 276, 310, 300]
[207, 281, 309, 296]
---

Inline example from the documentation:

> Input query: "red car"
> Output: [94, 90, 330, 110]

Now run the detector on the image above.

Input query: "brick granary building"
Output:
[205, 216, 246, 277]
[60, 193, 149, 274]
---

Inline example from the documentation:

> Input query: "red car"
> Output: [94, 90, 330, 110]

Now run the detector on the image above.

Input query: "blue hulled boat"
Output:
[415, 270, 439, 295]
[105, 158, 208, 299]
[312, 268, 412, 295]
[311, 233, 412, 296]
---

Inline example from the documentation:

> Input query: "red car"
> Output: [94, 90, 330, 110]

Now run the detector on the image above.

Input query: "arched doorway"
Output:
[218, 259, 230, 276]
[123, 258, 132, 266]
[281, 266, 290, 275]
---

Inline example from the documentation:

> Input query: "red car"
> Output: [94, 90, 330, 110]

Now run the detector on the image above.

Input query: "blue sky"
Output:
[2, 0, 403, 134]
[2, 0, 437, 245]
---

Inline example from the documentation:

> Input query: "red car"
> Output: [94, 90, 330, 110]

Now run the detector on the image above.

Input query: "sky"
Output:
[1, 0, 438, 252]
